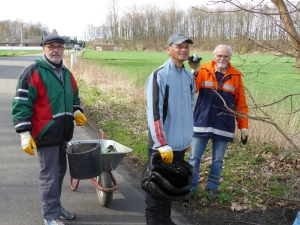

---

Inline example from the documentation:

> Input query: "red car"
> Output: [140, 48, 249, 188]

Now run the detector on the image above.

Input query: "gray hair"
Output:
[213, 45, 232, 58]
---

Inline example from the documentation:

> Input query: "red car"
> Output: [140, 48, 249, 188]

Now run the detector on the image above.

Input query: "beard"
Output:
[217, 62, 227, 68]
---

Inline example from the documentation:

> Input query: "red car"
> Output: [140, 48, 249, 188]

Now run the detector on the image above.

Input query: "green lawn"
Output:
[0, 50, 43, 56]
[82, 50, 169, 86]
[235, 54, 299, 101]
[82, 50, 299, 102]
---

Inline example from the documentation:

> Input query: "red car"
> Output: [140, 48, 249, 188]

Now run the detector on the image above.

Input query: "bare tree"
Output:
[51, 29, 58, 34]
[106, 0, 120, 46]
[83, 24, 99, 42]
[123, 4, 138, 43]
[205, 0, 300, 72]
[270, 0, 300, 72]
[0, 19, 48, 41]
[184, 1, 300, 162]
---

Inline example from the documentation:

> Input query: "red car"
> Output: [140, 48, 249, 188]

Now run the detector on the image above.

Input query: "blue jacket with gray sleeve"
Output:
[146, 58, 195, 151]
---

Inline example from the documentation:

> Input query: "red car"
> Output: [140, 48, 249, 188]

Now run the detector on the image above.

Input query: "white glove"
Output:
[240, 129, 249, 145]
[157, 145, 173, 163]
[20, 131, 37, 155]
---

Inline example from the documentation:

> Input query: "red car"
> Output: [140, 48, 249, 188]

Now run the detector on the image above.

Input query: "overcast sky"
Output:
[1, 0, 211, 40]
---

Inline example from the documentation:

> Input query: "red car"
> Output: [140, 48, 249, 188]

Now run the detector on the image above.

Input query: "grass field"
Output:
[0, 50, 43, 56]
[79, 49, 300, 152]
[82, 50, 299, 101]
[82, 50, 169, 86]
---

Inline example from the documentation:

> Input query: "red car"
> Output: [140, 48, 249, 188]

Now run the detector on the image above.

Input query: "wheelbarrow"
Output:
[66, 138, 132, 207]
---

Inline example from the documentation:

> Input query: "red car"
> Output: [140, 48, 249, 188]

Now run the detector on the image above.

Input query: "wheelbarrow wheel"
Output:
[96, 171, 113, 207]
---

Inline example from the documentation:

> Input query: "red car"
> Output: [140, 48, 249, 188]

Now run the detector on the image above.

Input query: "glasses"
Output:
[45, 45, 65, 50]
[216, 55, 229, 59]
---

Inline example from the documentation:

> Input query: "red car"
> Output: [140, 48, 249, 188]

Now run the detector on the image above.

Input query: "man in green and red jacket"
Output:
[12, 34, 87, 225]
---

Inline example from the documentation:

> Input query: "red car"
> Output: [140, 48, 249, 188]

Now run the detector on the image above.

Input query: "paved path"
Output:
[0, 55, 192, 225]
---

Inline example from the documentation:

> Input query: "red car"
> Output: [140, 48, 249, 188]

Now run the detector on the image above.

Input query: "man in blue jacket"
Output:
[144, 33, 195, 225]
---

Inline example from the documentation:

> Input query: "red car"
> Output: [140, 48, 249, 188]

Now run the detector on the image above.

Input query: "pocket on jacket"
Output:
[35, 120, 64, 147]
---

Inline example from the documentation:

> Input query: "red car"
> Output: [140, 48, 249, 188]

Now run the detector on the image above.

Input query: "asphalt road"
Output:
[0, 55, 192, 225]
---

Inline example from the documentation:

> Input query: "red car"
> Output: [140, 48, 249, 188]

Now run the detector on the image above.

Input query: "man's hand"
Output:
[20, 131, 37, 155]
[240, 129, 249, 145]
[73, 110, 87, 126]
[157, 145, 173, 163]
[188, 54, 202, 74]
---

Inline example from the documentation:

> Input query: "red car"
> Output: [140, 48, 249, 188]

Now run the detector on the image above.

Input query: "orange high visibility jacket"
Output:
[193, 60, 248, 142]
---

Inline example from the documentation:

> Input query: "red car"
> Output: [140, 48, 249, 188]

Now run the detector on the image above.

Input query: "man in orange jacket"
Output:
[188, 44, 249, 199]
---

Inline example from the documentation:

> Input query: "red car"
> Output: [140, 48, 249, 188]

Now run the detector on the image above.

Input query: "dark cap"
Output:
[167, 33, 193, 46]
[41, 34, 65, 46]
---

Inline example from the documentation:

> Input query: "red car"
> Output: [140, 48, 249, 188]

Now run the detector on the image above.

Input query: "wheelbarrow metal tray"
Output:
[70, 139, 132, 172]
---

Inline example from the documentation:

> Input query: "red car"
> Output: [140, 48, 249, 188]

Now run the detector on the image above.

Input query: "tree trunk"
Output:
[271, 0, 300, 73]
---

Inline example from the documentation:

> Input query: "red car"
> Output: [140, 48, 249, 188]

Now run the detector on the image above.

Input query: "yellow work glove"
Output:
[186, 145, 191, 153]
[240, 129, 249, 145]
[157, 145, 173, 163]
[20, 131, 37, 155]
[73, 110, 87, 126]
[188, 54, 202, 74]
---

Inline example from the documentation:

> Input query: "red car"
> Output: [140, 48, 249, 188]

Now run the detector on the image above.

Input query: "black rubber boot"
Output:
[146, 210, 160, 225]
[160, 201, 176, 225]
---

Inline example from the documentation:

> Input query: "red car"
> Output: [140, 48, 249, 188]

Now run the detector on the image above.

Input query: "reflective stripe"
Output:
[17, 88, 28, 93]
[193, 127, 234, 138]
[53, 112, 66, 118]
[53, 112, 73, 118]
[15, 97, 28, 100]
[15, 121, 31, 128]
[223, 84, 235, 92]
[201, 81, 213, 87]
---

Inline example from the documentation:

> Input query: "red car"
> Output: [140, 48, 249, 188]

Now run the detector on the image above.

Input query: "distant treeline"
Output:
[0, 20, 49, 38]
[83, 1, 299, 52]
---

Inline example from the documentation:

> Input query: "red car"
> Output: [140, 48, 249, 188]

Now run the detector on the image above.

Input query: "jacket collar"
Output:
[203, 61, 242, 76]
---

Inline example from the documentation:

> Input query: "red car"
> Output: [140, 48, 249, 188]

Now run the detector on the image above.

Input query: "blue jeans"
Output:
[189, 136, 228, 191]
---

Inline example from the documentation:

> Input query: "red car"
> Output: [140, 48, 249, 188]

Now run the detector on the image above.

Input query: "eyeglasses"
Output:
[45, 45, 65, 50]
[216, 55, 229, 59]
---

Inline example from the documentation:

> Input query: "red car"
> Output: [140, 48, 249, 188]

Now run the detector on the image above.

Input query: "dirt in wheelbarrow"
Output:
[122, 153, 299, 225]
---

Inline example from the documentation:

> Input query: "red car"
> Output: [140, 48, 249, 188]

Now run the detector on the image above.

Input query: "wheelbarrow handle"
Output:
[99, 129, 105, 139]
[69, 177, 80, 191]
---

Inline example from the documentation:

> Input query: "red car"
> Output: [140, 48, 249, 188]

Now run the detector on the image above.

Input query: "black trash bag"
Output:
[141, 151, 192, 202]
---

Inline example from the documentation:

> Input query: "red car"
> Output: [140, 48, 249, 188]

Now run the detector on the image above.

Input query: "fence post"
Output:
[71, 54, 78, 70]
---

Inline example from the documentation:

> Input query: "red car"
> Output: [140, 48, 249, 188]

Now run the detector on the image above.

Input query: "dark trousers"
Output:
[145, 149, 185, 212]
[37, 143, 67, 220]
